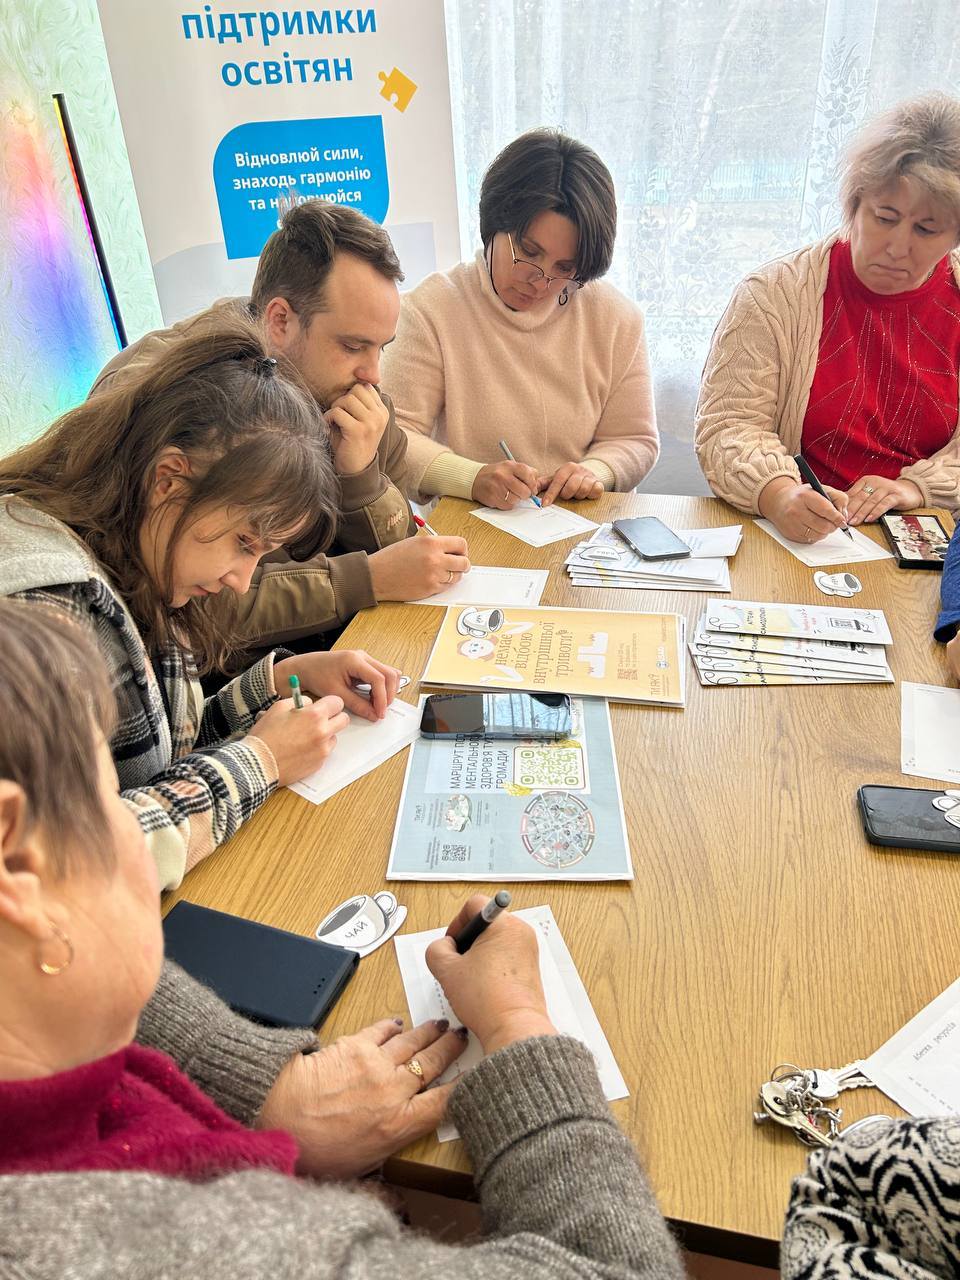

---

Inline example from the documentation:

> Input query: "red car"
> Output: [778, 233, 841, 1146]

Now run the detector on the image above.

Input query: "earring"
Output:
[37, 919, 74, 976]
[558, 286, 569, 306]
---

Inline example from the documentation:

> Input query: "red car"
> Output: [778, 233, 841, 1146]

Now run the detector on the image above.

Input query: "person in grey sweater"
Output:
[0, 597, 684, 1280]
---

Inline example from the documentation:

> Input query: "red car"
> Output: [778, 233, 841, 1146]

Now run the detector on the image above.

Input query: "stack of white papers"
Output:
[471, 499, 598, 547]
[690, 600, 894, 686]
[394, 905, 628, 1141]
[288, 699, 421, 805]
[755, 519, 892, 567]
[565, 525, 742, 593]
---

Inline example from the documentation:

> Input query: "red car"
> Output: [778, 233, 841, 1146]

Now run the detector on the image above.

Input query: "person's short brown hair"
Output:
[840, 92, 960, 235]
[478, 129, 618, 283]
[0, 599, 117, 878]
[250, 200, 404, 326]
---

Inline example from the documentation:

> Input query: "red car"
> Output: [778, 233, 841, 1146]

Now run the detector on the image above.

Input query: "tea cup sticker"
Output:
[933, 793, 960, 828]
[813, 570, 862, 597]
[315, 890, 407, 958]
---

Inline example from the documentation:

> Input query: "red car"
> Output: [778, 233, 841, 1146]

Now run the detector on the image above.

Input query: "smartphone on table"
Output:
[858, 785, 960, 853]
[613, 517, 691, 560]
[420, 692, 572, 740]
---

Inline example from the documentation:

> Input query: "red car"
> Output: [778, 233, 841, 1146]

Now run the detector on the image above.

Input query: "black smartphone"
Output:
[857, 785, 960, 853]
[163, 901, 359, 1028]
[420, 691, 572, 740]
[613, 516, 691, 560]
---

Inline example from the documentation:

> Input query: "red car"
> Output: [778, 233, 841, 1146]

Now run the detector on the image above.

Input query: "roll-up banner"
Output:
[95, 0, 460, 322]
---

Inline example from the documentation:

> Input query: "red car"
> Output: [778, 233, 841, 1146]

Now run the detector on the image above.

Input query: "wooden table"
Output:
[165, 493, 958, 1264]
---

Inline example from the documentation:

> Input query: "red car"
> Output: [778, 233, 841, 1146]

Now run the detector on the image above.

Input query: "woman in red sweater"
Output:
[696, 93, 960, 544]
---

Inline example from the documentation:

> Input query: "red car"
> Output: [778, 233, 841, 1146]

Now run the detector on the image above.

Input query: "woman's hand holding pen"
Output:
[426, 894, 557, 1055]
[758, 475, 849, 543]
[472, 460, 539, 509]
[246, 692, 349, 787]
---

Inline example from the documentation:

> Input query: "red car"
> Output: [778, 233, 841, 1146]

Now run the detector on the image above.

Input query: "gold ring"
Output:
[503, 490, 511, 502]
[863, 485, 876, 496]
[406, 1058, 424, 1079]
[445, 570, 455, 584]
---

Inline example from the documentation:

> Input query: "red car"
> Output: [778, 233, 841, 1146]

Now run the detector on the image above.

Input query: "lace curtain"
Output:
[444, 0, 960, 475]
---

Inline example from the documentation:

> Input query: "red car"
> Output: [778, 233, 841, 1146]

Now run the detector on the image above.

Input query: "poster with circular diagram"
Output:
[386, 697, 631, 881]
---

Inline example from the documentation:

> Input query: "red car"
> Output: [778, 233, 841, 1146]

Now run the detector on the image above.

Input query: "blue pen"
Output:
[498, 438, 543, 507]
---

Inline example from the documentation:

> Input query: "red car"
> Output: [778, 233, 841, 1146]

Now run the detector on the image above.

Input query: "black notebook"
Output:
[163, 901, 358, 1029]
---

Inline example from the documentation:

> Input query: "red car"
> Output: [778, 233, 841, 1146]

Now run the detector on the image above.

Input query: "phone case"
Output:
[163, 901, 359, 1027]
[613, 517, 691, 560]
[879, 514, 949, 571]
[857, 785, 960, 853]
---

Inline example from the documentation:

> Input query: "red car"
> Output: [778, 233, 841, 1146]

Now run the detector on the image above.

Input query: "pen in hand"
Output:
[498, 439, 543, 508]
[454, 890, 512, 954]
[413, 514, 439, 536]
[793, 454, 854, 540]
[288, 674, 305, 709]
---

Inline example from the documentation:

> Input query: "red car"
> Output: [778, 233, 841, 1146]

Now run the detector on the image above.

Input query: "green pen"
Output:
[288, 674, 305, 709]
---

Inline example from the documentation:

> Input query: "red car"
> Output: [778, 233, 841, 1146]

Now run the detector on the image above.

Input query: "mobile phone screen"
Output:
[613, 517, 691, 560]
[420, 692, 572, 739]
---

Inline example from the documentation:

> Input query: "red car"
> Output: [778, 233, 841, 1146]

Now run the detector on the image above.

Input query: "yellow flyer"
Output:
[421, 606, 686, 706]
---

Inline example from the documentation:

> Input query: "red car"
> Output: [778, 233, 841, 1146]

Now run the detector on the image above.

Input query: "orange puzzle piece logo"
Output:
[378, 67, 417, 112]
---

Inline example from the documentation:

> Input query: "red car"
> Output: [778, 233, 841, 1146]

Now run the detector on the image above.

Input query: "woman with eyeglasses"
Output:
[382, 129, 658, 510]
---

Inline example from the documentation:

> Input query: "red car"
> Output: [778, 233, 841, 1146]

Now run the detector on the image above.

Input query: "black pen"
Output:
[454, 890, 512, 954]
[793, 454, 854, 540]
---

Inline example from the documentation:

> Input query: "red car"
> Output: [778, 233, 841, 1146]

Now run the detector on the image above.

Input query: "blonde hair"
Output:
[840, 92, 960, 234]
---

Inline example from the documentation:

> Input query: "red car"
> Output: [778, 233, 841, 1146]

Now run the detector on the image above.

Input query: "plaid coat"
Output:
[0, 499, 280, 890]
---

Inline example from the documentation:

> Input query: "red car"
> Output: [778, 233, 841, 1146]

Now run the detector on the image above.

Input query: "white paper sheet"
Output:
[288, 699, 421, 805]
[863, 976, 960, 1116]
[754, 519, 892, 567]
[471, 499, 598, 547]
[901, 682, 960, 784]
[394, 904, 628, 1140]
[568, 561, 732, 592]
[410, 565, 548, 608]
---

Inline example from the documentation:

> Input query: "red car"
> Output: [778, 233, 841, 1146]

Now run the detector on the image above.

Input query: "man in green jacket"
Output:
[92, 202, 470, 650]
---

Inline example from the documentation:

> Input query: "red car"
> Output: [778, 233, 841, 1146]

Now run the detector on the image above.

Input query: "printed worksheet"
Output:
[901, 682, 960, 784]
[471, 499, 598, 547]
[411, 566, 548, 608]
[387, 697, 632, 881]
[288, 699, 421, 805]
[690, 651, 892, 683]
[863, 976, 960, 1116]
[755, 519, 892, 567]
[394, 904, 628, 1140]
[704, 599, 893, 645]
[690, 625, 891, 671]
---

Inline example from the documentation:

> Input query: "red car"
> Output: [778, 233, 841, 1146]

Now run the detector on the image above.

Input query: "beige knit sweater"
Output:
[695, 234, 960, 514]
[382, 252, 659, 501]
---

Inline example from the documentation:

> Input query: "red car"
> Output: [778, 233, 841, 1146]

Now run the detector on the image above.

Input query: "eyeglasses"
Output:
[506, 231, 580, 291]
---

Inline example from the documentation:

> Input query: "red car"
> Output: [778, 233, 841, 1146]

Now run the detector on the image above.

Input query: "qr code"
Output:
[515, 745, 585, 791]
[440, 844, 469, 862]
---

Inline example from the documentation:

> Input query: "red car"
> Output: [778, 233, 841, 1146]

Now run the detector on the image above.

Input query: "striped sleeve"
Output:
[197, 652, 281, 744]
[124, 736, 278, 889]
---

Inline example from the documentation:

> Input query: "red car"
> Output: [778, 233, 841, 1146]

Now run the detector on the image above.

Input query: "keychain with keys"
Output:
[754, 1060, 884, 1147]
